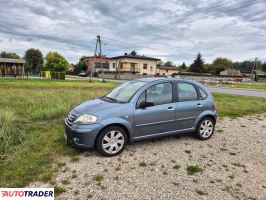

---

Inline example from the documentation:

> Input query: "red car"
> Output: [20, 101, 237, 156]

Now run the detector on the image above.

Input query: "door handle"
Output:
[196, 103, 203, 108]
[167, 106, 175, 111]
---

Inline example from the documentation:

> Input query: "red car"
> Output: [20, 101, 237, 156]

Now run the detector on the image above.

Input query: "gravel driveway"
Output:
[31, 114, 266, 200]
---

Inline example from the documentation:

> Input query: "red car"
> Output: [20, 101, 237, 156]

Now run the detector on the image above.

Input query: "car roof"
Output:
[136, 77, 199, 85]
[137, 77, 168, 82]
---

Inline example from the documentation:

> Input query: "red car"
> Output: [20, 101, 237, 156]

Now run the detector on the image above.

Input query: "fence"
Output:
[174, 75, 252, 84]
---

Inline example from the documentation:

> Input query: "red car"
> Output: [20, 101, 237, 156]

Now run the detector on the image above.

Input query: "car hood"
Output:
[73, 98, 122, 115]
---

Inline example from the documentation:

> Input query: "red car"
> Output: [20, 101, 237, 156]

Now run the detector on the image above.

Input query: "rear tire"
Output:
[96, 126, 127, 157]
[196, 117, 215, 140]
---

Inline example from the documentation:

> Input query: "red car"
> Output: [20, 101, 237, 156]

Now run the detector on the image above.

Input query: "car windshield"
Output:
[105, 81, 147, 103]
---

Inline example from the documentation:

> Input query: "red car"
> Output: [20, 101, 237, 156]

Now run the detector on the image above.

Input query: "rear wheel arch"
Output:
[201, 114, 216, 125]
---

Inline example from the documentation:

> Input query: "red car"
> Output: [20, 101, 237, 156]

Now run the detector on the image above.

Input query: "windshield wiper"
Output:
[104, 96, 117, 102]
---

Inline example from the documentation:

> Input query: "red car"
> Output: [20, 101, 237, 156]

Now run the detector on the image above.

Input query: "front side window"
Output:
[177, 82, 198, 101]
[105, 81, 146, 103]
[137, 82, 173, 107]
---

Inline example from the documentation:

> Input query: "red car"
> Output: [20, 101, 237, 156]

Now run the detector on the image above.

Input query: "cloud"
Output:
[0, 0, 265, 64]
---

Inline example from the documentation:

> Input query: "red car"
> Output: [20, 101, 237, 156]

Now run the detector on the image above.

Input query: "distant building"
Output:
[68, 63, 75, 72]
[220, 68, 242, 76]
[156, 66, 179, 76]
[109, 52, 160, 76]
[0, 58, 25, 77]
[81, 56, 109, 75]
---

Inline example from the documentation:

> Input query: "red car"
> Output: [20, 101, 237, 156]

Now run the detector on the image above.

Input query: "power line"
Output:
[104, 0, 259, 43]
[103, 0, 263, 51]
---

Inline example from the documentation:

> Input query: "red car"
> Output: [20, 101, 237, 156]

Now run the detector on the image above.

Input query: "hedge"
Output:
[41, 71, 65, 80]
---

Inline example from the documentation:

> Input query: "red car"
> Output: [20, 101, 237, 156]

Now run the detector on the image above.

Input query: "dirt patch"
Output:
[30, 115, 266, 200]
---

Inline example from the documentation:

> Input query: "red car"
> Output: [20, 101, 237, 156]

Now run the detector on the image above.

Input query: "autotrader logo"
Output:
[0, 188, 54, 200]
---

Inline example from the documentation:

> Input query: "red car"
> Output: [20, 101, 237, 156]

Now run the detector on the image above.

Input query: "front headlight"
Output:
[74, 114, 97, 124]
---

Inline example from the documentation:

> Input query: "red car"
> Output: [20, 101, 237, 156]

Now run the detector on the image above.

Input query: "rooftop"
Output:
[109, 52, 160, 61]
[0, 58, 25, 64]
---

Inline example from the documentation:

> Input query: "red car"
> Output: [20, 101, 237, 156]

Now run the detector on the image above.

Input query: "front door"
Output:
[134, 82, 176, 138]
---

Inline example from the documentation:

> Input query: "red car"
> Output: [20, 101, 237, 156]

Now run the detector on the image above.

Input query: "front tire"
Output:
[96, 126, 127, 157]
[196, 117, 215, 140]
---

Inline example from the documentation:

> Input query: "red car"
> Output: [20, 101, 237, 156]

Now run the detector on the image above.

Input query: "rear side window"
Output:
[177, 82, 198, 101]
[199, 87, 208, 99]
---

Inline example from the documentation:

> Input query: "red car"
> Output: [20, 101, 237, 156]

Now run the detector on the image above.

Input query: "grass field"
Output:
[0, 78, 266, 187]
[218, 82, 266, 90]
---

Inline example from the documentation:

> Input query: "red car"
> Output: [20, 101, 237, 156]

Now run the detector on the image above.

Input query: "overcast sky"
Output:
[0, 0, 265, 64]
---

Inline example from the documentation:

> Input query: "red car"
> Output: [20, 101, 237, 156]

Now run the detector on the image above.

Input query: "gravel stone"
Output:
[29, 115, 266, 200]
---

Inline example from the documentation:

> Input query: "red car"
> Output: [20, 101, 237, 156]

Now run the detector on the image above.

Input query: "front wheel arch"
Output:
[94, 123, 131, 148]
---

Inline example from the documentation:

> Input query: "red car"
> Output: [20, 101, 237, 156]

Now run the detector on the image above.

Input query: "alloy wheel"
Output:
[102, 130, 125, 154]
[199, 119, 214, 138]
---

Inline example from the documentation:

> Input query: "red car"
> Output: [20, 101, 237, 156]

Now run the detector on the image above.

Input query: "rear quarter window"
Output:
[199, 87, 208, 99]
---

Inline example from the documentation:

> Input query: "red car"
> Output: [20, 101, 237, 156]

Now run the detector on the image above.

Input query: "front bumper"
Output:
[64, 118, 104, 148]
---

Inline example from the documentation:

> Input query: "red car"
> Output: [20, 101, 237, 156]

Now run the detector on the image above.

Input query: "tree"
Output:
[212, 57, 233, 68]
[190, 53, 204, 73]
[0, 51, 20, 59]
[233, 60, 262, 73]
[179, 62, 187, 72]
[262, 62, 266, 73]
[164, 61, 175, 67]
[74, 61, 87, 74]
[130, 50, 137, 56]
[44, 52, 68, 72]
[24, 48, 43, 73]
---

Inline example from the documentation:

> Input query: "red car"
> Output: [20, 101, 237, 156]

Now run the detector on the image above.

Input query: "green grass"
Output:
[218, 82, 266, 90]
[195, 189, 208, 195]
[173, 164, 181, 170]
[0, 78, 265, 187]
[92, 174, 104, 182]
[0, 78, 117, 187]
[187, 165, 203, 175]
[139, 161, 147, 167]
[213, 93, 266, 117]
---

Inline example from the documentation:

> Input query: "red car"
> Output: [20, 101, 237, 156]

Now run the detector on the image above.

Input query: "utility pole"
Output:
[252, 58, 257, 82]
[93, 35, 104, 81]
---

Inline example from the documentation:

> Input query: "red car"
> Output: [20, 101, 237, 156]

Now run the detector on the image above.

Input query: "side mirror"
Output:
[138, 101, 154, 109]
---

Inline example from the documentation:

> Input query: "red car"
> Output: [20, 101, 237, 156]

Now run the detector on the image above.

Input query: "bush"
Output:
[41, 71, 51, 78]
[50, 71, 65, 80]
[41, 71, 65, 80]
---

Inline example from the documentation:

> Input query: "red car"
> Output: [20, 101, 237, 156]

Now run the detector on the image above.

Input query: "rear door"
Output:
[175, 82, 205, 130]
[134, 82, 176, 138]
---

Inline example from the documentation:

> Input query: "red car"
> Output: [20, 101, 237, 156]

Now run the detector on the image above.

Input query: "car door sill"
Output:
[133, 127, 194, 140]
[135, 116, 196, 127]
[135, 119, 176, 127]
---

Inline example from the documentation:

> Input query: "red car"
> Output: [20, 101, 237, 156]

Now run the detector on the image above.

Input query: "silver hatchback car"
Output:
[64, 78, 217, 156]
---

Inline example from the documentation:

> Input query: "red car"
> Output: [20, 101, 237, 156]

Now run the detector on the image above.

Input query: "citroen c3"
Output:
[64, 78, 217, 157]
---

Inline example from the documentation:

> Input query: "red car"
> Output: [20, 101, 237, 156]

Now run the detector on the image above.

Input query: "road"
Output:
[66, 75, 266, 98]
[208, 87, 266, 98]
